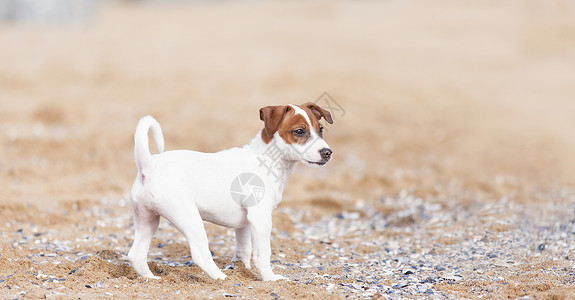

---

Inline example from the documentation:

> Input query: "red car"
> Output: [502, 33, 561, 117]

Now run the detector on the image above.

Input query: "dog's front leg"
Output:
[247, 210, 287, 281]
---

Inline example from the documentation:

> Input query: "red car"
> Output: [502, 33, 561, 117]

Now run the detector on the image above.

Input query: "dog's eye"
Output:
[293, 129, 306, 136]
[319, 126, 324, 137]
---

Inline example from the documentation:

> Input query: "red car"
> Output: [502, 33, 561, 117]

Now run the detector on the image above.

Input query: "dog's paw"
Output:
[145, 275, 161, 281]
[211, 270, 227, 280]
[263, 274, 288, 281]
[241, 259, 251, 270]
[231, 258, 251, 270]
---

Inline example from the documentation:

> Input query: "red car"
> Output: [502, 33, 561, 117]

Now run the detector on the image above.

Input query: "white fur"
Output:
[127, 110, 331, 281]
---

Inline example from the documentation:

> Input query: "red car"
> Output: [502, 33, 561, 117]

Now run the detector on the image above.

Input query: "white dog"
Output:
[128, 103, 333, 281]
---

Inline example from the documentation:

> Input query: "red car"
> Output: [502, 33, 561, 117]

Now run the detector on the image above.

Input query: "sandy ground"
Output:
[1, 0, 575, 298]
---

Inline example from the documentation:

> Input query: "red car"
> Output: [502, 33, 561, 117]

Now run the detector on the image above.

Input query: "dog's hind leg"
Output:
[168, 206, 227, 280]
[232, 227, 252, 269]
[128, 204, 160, 279]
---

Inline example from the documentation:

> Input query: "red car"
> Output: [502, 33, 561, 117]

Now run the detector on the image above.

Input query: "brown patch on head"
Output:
[277, 112, 310, 145]
[297, 103, 333, 138]
[296, 104, 322, 137]
[259, 103, 334, 144]
[259, 105, 292, 143]
[302, 102, 333, 124]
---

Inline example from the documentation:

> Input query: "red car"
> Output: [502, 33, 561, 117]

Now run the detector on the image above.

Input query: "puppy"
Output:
[128, 103, 333, 281]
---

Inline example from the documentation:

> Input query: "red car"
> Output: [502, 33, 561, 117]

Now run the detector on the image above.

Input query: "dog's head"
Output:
[260, 103, 333, 167]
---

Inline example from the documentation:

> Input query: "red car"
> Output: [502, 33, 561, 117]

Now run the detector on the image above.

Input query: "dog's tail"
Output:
[134, 116, 165, 172]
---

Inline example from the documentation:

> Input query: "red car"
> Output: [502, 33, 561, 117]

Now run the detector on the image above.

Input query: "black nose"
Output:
[319, 148, 332, 160]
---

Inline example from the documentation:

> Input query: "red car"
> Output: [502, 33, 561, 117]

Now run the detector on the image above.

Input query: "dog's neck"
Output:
[247, 130, 298, 200]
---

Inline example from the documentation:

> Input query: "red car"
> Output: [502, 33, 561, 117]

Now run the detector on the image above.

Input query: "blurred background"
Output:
[2, 2, 575, 297]
[1, 0, 575, 210]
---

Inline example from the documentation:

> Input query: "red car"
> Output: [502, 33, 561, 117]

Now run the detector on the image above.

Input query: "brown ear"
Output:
[303, 102, 333, 124]
[259, 105, 291, 138]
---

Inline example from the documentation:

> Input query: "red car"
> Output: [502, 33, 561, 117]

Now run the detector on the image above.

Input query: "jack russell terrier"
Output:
[128, 103, 333, 281]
